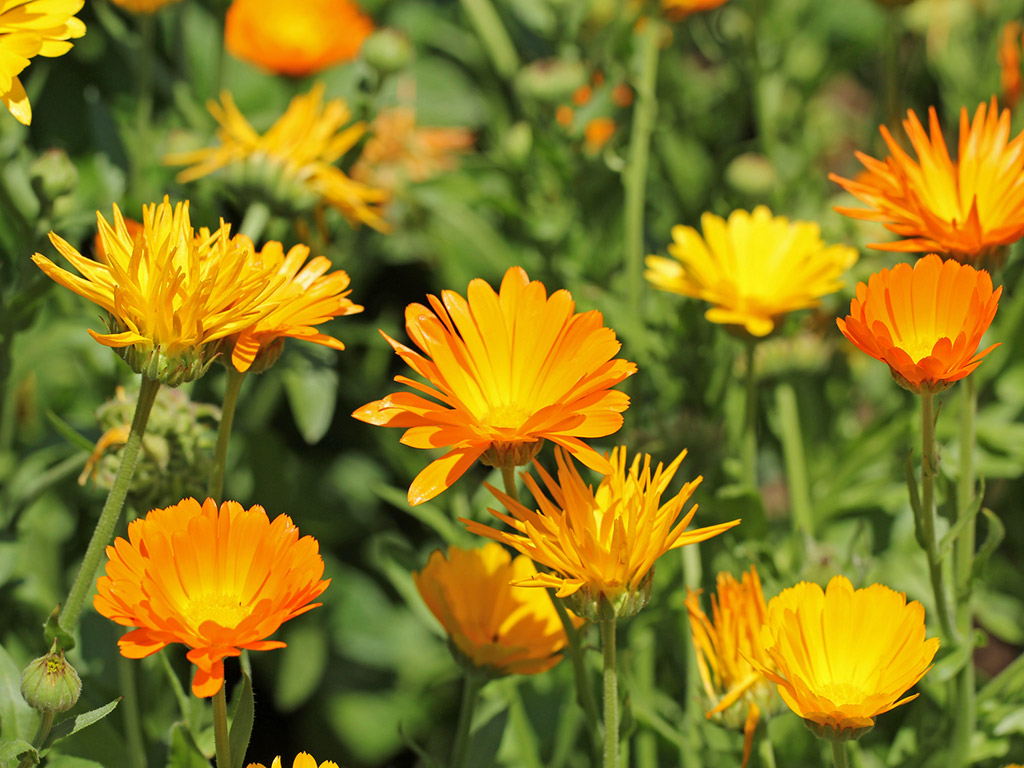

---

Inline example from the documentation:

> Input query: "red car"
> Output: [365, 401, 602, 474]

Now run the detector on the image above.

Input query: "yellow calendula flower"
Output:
[1, 0, 86, 125]
[248, 756, 338, 768]
[754, 575, 939, 742]
[686, 567, 780, 768]
[413, 543, 577, 676]
[166, 84, 388, 231]
[646, 206, 858, 338]
[465, 447, 740, 621]
[32, 199, 282, 386]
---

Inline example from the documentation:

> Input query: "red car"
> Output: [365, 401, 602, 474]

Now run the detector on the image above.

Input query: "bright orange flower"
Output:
[227, 237, 363, 373]
[584, 117, 616, 152]
[754, 575, 939, 740]
[352, 266, 637, 505]
[248, 756, 339, 768]
[465, 447, 739, 620]
[686, 567, 780, 768]
[224, 0, 373, 77]
[830, 99, 1024, 266]
[999, 22, 1023, 111]
[109, 0, 181, 12]
[661, 0, 728, 21]
[836, 253, 1000, 393]
[413, 543, 577, 676]
[94, 498, 329, 697]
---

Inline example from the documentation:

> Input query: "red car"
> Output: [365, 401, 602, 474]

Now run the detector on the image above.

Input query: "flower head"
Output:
[661, 0, 728, 20]
[226, 237, 363, 373]
[352, 266, 637, 505]
[109, 0, 181, 13]
[836, 253, 1000, 393]
[686, 566, 779, 768]
[248, 755, 339, 768]
[753, 575, 939, 741]
[646, 206, 858, 338]
[830, 99, 1024, 266]
[32, 199, 282, 386]
[166, 84, 388, 231]
[94, 498, 329, 698]
[999, 22, 1023, 111]
[465, 447, 740, 620]
[1, 0, 86, 124]
[225, 0, 373, 76]
[413, 543, 576, 676]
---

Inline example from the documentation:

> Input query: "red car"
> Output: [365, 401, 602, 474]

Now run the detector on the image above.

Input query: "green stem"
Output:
[59, 376, 160, 636]
[207, 367, 247, 501]
[830, 740, 850, 768]
[506, 679, 543, 768]
[601, 615, 619, 768]
[16, 710, 55, 768]
[238, 201, 271, 243]
[213, 684, 232, 768]
[743, 341, 758, 489]
[623, 15, 661, 322]
[952, 375, 978, 768]
[774, 381, 812, 537]
[159, 649, 191, 727]
[883, 6, 901, 132]
[679, 546, 702, 768]
[136, 14, 155, 132]
[500, 464, 520, 505]
[458, 0, 520, 78]
[758, 737, 776, 768]
[119, 645, 148, 768]
[450, 672, 484, 768]
[919, 390, 956, 642]
[551, 594, 601, 749]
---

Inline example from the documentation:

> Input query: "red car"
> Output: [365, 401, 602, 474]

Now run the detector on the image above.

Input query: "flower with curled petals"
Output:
[752, 575, 939, 741]
[247, 755, 339, 768]
[352, 266, 637, 505]
[830, 99, 1024, 267]
[413, 543, 576, 676]
[465, 447, 740, 620]
[836, 254, 1000, 393]
[94, 498, 329, 697]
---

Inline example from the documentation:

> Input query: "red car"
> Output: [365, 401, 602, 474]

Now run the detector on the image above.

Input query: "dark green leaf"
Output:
[228, 671, 254, 768]
[167, 723, 211, 768]
[0, 739, 36, 765]
[43, 699, 120, 749]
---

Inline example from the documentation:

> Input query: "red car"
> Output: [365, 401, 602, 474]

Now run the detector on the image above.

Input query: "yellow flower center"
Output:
[185, 593, 248, 629]
[817, 680, 870, 707]
[482, 403, 530, 429]
[900, 336, 936, 364]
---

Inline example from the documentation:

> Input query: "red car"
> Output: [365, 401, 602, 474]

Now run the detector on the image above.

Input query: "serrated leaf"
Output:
[43, 699, 120, 749]
[0, 739, 36, 764]
[228, 671, 254, 768]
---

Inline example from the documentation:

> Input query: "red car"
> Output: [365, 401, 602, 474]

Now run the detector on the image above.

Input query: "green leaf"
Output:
[0, 644, 34, 743]
[936, 478, 984, 563]
[280, 349, 339, 445]
[228, 671, 254, 768]
[167, 723, 211, 768]
[43, 605, 76, 652]
[0, 739, 36, 765]
[43, 699, 120, 750]
[274, 625, 327, 714]
[373, 484, 471, 546]
[44, 410, 95, 453]
[971, 507, 1005, 583]
[930, 631, 984, 683]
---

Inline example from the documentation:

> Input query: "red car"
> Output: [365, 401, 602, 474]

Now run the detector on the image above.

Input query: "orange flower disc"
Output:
[830, 99, 1024, 265]
[224, 0, 373, 77]
[836, 253, 1000, 393]
[352, 266, 637, 505]
[94, 498, 329, 697]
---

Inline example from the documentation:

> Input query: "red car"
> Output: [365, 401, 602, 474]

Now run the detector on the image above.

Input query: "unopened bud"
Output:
[21, 641, 81, 713]
[363, 28, 413, 74]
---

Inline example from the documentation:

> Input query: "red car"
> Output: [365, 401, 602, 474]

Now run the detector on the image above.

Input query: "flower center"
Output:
[817, 680, 870, 707]
[482, 403, 530, 429]
[899, 335, 937, 364]
[185, 593, 249, 629]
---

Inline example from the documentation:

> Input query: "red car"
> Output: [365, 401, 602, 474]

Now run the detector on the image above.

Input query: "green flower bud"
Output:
[569, 570, 654, 622]
[362, 28, 413, 74]
[515, 58, 587, 103]
[21, 642, 81, 713]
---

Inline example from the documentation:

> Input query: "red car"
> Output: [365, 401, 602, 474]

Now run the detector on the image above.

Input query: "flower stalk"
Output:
[59, 375, 161, 636]
[601, 612, 619, 768]
[207, 368, 247, 501]
[830, 740, 850, 768]
[450, 672, 484, 768]
[918, 390, 956, 642]
[458, 0, 519, 78]
[743, 341, 758, 488]
[16, 711, 54, 768]
[212, 684, 232, 768]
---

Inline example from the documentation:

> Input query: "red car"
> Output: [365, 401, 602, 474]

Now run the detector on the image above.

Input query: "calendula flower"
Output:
[830, 99, 1024, 267]
[753, 575, 939, 741]
[166, 84, 388, 231]
[108, 0, 181, 13]
[1, 0, 86, 124]
[32, 199, 281, 386]
[352, 266, 637, 505]
[247, 757, 339, 768]
[413, 543, 576, 676]
[226, 237, 362, 373]
[584, 117, 616, 153]
[94, 498, 329, 698]
[686, 566, 779, 768]
[225, 0, 373, 76]
[646, 206, 858, 337]
[662, 0, 728, 21]
[836, 253, 1001, 393]
[351, 106, 474, 193]
[465, 447, 740, 620]
[999, 22, 1023, 111]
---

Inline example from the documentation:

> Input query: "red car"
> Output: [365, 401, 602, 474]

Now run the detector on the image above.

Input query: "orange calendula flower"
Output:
[686, 567, 779, 768]
[109, 0, 181, 13]
[466, 447, 740, 620]
[94, 497, 329, 698]
[661, 0, 728, 21]
[999, 22, 1023, 111]
[830, 99, 1024, 266]
[248, 755, 338, 768]
[413, 543, 577, 676]
[165, 84, 388, 232]
[753, 575, 939, 741]
[584, 117, 616, 152]
[226, 237, 362, 373]
[224, 0, 373, 77]
[352, 266, 637, 505]
[1, 0, 86, 125]
[32, 199, 281, 386]
[836, 253, 1001, 393]
[646, 206, 858, 337]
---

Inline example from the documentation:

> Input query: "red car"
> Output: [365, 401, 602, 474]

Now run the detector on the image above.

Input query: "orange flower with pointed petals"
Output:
[352, 267, 637, 505]
[753, 575, 938, 740]
[830, 99, 1024, 266]
[465, 447, 740, 620]
[837, 254, 1000, 393]
[413, 543, 577, 676]
[94, 498, 329, 698]
[248, 755, 339, 768]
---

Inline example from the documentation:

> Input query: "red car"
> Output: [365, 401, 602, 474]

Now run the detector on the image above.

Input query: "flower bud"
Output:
[569, 570, 654, 622]
[362, 28, 413, 74]
[515, 58, 587, 102]
[21, 641, 82, 713]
